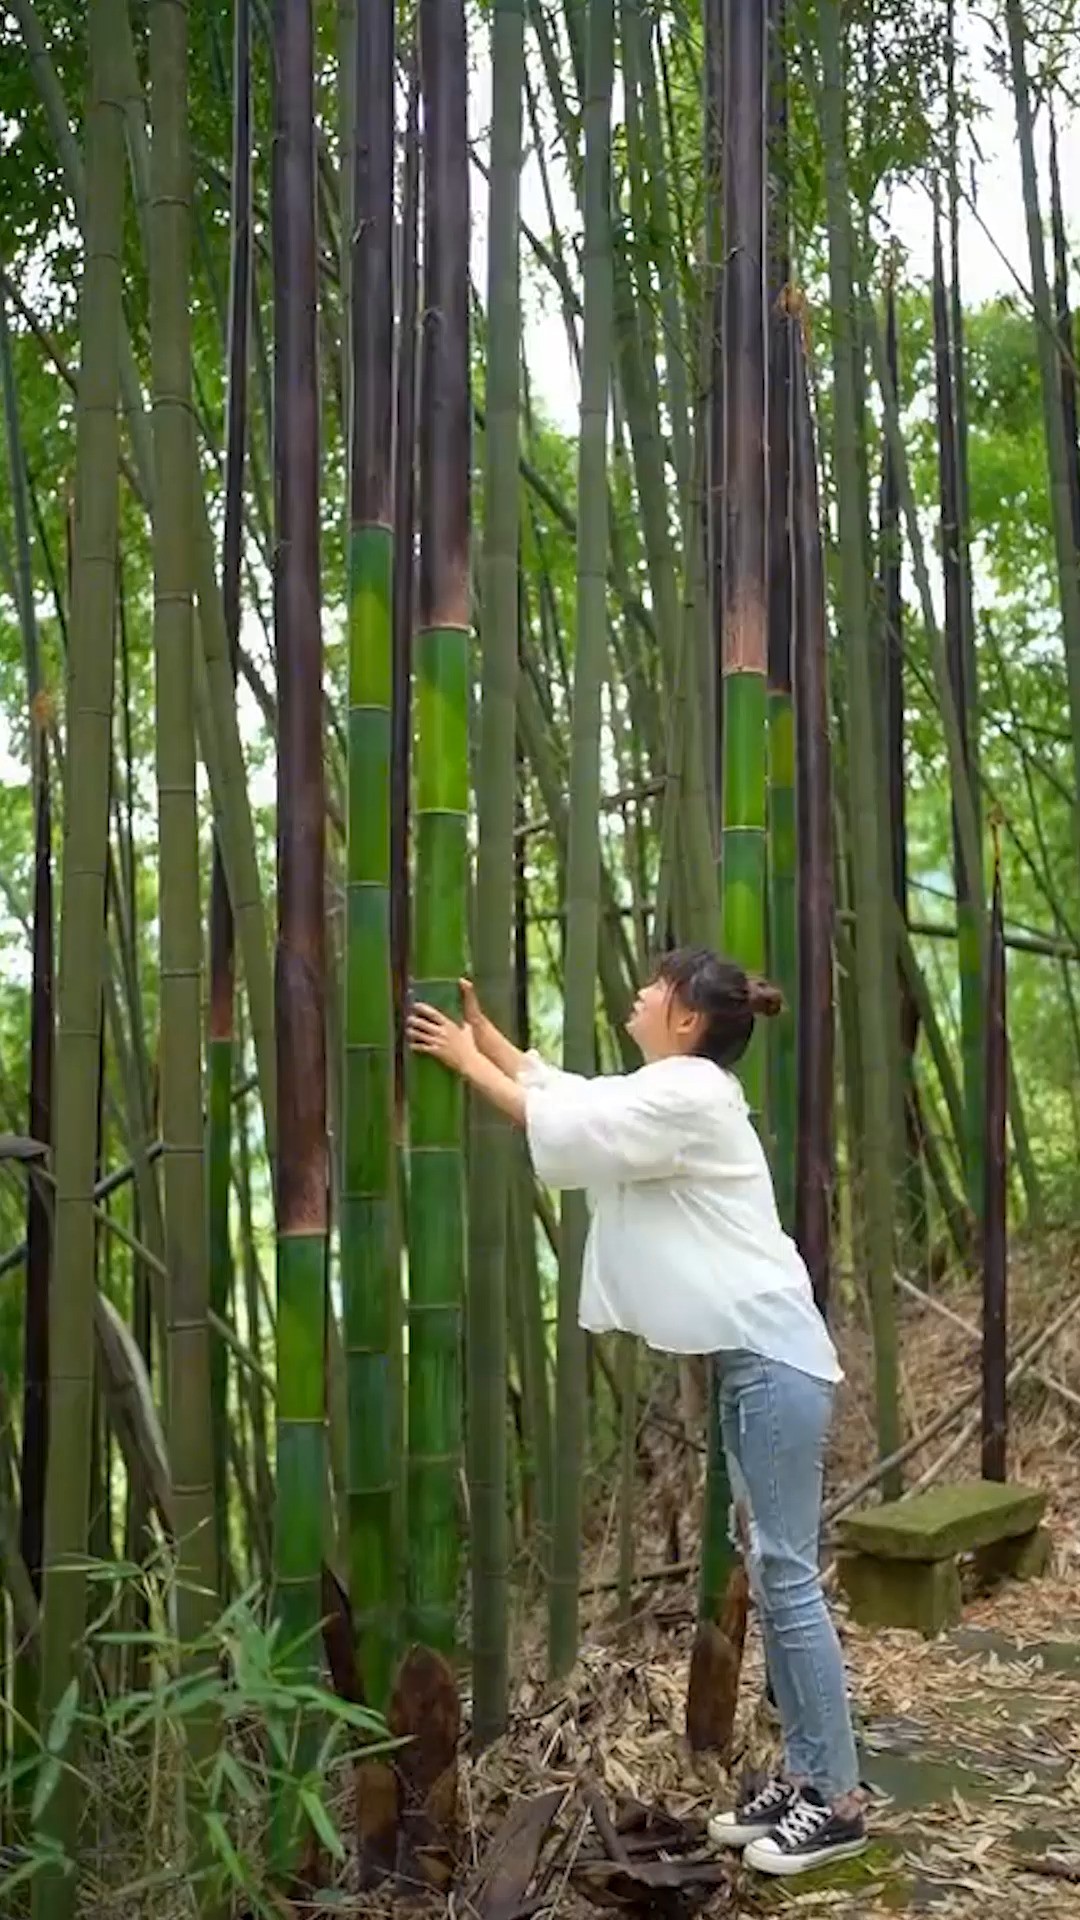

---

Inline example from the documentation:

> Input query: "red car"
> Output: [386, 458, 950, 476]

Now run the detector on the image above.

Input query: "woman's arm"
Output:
[407, 1001, 527, 1125]
[409, 1003, 704, 1192]
[460, 979, 530, 1079]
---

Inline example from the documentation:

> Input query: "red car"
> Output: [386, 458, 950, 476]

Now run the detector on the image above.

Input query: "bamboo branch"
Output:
[897, 1273, 1080, 1416]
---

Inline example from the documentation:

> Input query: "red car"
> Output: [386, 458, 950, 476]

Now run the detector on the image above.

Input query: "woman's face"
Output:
[626, 975, 702, 1062]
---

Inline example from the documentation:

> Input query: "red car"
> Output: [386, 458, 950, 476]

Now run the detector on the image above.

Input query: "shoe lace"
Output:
[774, 1795, 830, 1846]
[743, 1777, 790, 1819]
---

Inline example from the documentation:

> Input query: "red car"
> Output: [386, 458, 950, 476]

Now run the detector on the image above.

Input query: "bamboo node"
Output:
[31, 688, 55, 734]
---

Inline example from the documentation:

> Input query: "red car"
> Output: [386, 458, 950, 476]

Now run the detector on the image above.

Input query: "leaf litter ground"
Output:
[64, 1244, 1080, 1917]
[457, 1245, 1080, 1920]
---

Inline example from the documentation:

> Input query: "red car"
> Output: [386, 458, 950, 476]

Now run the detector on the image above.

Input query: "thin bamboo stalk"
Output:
[32, 0, 125, 1905]
[207, 0, 252, 1604]
[21, 750, 52, 1605]
[0, 287, 55, 1622]
[549, 0, 614, 1682]
[149, 0, 218, 1674]
[1004, 0, 1080, 881]
[867, 299, 1044, 1227]
[880, 268, 927, 1270]
[932, 199, 983, 1222]
[791, 315, 834, 1316]
[982, 838, 1008, 1481]
[816, 0, 900, 1490]
[468, 0, 525, 1747]
[766, 0, 796, 1228]
[1049, 107, 1080, 552]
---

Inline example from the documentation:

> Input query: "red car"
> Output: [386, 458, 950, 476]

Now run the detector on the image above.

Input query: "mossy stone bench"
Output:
[836, 1481, 1049, 1638]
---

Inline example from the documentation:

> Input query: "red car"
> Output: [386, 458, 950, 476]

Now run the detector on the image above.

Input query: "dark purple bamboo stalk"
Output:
[391, 48, 420, 1110]
[208, 0, 251, 1592]
[881, 265, 905, 911]
[766, 0, 791, 703]
[932, 198, 968, 907]
[1048, 106, 1080, 552]
[791, 314, 834, 1316]
[704, 0, 723, 817]
[271, 0, 329, 1806]
[981, 838, 1007, 1482]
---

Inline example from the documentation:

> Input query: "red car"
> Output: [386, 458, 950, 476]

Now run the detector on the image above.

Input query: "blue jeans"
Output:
[716, 1350, 860, 1799]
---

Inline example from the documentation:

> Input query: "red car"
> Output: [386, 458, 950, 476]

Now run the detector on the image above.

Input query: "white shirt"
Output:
[521, 1050, 841, 1385]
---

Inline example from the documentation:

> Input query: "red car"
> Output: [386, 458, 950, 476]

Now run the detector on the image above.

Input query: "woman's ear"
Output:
[673, 1004, 705, 1047]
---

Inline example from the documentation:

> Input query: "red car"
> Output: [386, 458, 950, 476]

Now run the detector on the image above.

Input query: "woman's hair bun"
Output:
[747, 976, 784, 1019]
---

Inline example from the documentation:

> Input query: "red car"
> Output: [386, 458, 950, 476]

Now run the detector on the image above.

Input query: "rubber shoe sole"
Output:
[707, 1811, 781, 1851]
[744, 1831, 869, 1877]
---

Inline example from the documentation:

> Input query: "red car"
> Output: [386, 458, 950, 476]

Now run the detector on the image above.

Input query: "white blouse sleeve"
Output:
[516, 1049, 585, 1093]
[525, 1062, 703, 1190]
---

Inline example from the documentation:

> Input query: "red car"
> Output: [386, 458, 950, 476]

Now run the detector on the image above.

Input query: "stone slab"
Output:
[836, 1480, 1046, 1563]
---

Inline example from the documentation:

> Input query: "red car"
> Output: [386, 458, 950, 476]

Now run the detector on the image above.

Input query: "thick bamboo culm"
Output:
[343, 0, 399, 1712]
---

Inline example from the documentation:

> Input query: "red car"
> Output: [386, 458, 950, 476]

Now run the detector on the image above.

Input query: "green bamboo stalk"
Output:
[407, 0, 471, 1661]
[14, 740, 53, 1768]
[791, 316, 835, 1315]
[21, 748, 52, 1607]
[271, 0, 329, 1865]
[0, 291, 53, 1641]
[549, 0, 614, 1682]
[634, 6, 691, 496]
[0, 293, 44, 722]
[343, 0, 398, 1711]
[236, 1072, 274, 1544]
[149, 0, 218, 1662]
[816, 0, 901, 1490]
[468, 0, 525, 1748]
[31, 0, 124, 1906]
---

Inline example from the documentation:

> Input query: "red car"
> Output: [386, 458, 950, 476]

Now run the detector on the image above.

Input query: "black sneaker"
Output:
[744, 1787, 867, 1876]
[707, 1775, 797, 1850]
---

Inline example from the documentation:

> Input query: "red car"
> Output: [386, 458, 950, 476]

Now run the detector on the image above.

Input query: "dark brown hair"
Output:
[654, 947, 783, 1069]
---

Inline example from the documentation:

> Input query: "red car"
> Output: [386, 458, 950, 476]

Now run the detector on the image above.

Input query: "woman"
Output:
[407, 947, 866, 1879]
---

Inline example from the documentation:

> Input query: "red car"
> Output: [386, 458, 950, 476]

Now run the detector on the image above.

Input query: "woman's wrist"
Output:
[464, 1048, 527, 1126]
[473, 1011, 497, 1058]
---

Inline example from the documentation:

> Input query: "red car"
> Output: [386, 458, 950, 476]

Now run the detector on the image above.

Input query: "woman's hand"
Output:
[457, 976, 528, 1078]
[407, 1000, 479, 1077]
[408, 995, 528, 1128]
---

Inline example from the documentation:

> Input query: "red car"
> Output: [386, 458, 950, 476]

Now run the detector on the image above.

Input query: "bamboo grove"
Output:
[0, 0, 1080, 1908]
